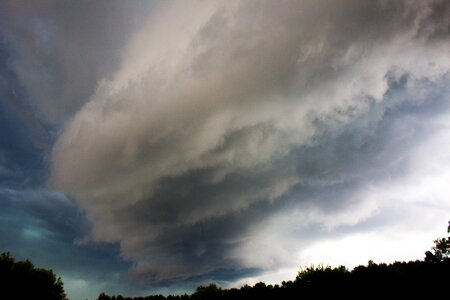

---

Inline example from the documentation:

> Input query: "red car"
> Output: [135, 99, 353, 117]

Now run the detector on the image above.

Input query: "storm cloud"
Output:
[0, 0, 156, 124]
[49, 0, 450, 284]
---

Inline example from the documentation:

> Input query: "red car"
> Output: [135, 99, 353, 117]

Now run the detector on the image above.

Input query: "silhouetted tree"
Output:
[98, 292, 112, 300]
[191, 283, 223, 300]
[97, 223, 450, 300]
[0, 252, 66, 300]
[294, 264, 350, 297]
[425, 221, 450, 263]
[425, 238, 450, 262]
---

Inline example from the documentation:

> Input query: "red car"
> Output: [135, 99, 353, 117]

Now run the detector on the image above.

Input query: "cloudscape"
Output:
[1, 1, 449, 299]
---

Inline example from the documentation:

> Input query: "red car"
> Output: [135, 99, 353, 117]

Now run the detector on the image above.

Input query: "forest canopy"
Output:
[1, 223, 448, 300]
[0, 252, 66, 300]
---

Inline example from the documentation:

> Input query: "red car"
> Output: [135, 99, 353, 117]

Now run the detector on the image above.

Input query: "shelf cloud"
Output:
[49, 0, 450, 282]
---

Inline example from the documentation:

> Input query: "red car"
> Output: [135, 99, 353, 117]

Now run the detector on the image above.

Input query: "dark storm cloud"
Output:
[0, 4, 161, 298]
[0, 189, 87, 245]
[130, 73, 450, 277]
[0, 103, 44, 186]
[0, 188, 137, 299]
[0, 0, 157, 124]
[0, 0, 157, 185]
[0, 39, 48, 187]
[50, 0, 450, 284]
[3, 0, 448, 296]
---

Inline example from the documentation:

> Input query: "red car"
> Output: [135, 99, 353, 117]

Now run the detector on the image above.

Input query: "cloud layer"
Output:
[50, 0, 450, 283]
[1, 0, 157, 125]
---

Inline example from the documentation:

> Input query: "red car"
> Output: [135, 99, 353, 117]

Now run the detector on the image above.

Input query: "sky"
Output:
[0, 0, 449, 299]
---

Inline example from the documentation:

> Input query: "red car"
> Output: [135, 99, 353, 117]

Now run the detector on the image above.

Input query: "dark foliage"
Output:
[95, 260, 450, 300]
[2, 223, 448, 300]
[0, 252, 66, 300]
[425, 237, 450, 262]
[97, 223, 450, 300]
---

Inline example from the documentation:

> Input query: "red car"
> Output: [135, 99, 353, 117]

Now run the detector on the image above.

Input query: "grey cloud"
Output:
[0, 62, 47, 188]
[1, 0, 157, 124]
[50, 0, 450, 282]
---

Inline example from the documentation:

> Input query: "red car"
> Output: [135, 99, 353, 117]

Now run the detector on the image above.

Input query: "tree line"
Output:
[1, 222, 448, 300]
[98, 221, 450, 300]
[98, 259, 450, 300]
